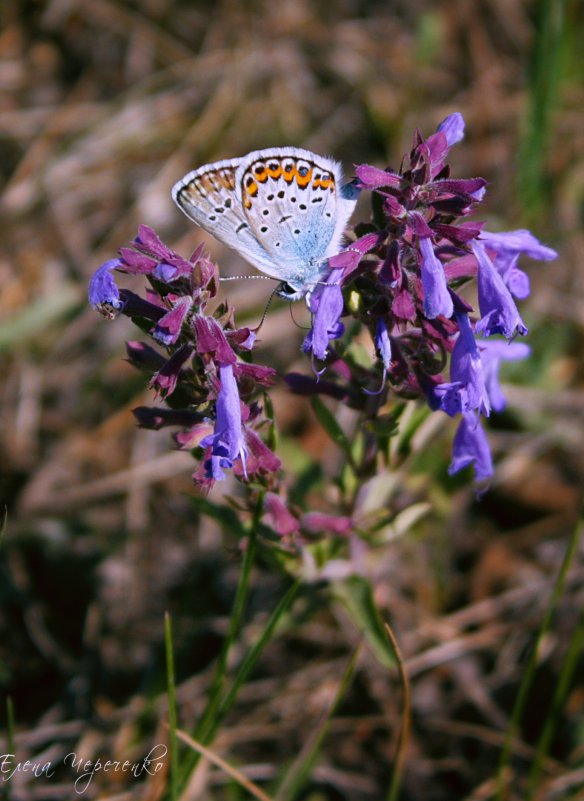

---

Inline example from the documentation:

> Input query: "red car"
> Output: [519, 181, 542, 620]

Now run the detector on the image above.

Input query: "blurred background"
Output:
[1, 1, 583, 799]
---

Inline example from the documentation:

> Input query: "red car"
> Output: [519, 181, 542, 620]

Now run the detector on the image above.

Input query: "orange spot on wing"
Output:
[319, 177, 334, 190]
[246, 180, 258, 196]
[296, 168, 313, 188]
[283, 164, 296, 183]
[267, 163, 283, 179]
[254, 166, 268, 182]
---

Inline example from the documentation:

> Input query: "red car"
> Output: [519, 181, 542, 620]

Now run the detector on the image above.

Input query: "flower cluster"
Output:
[88, 113, 556, 506]
[89, 225, 281, 489]
[298, 112, 557, 484]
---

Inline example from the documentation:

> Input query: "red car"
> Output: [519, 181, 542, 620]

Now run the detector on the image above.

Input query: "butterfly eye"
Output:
[277, 281, 299, 300]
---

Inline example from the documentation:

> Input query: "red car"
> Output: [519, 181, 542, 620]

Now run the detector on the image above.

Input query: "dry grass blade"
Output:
[174, 728, 276, 801]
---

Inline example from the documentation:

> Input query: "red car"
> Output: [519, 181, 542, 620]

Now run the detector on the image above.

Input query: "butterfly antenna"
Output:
[252, 285, 281, 332]
[288, 302, 311, 330]
[220, 274, 276, 283]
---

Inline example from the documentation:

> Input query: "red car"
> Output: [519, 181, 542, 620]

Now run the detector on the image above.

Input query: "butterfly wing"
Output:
[172, 157, 283, 279]
[235, 148, 359, 291]
[172, 148, 359, 293]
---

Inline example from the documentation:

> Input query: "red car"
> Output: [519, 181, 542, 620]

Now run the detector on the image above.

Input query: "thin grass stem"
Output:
[386, 622, 411, 801]
[495, 504, 583, 800]
[275, 646, 361, 801]
[164, 612, 179, 801]
[526, 524, 584, 798]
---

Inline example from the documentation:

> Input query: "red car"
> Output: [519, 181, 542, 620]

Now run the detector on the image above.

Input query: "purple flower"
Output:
[263, 493, 300, 537]
[88, 259, 124, 315]
[374, 318, 392, 372]
[479, 339, 530, 412]
[201, 364, 247, 481]
[448, 413, 493, 482]
[479, 229, 558, 300]
[438, 312, 490, 417]
[303, 267, 345, 361]
[436, 112, 466, 146]
[419, 237, 454, 320]
[472, 241, 528, 339]
[152, 296, 193, 346]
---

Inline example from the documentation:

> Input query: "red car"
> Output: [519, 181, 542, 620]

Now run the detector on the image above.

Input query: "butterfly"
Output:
[171, 147, 360, 301]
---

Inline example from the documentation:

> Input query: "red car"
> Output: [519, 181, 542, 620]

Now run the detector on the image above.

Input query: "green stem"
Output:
[526, 530, 584, 797]
[519, 0, 566, 219]
[275, 647, 360, 801]
[495, 504, 583, 800]
[164, 613, 179, 801]
[176, 495, 302, 796]
[195, 495, 261, 743]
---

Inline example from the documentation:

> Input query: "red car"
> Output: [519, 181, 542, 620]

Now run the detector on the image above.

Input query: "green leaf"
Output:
[311, 397, 355, 467]
[333, 576, 397, 669]
[188, 496, 247, 538]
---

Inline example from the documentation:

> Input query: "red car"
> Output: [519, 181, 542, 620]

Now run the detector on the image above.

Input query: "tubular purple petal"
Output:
[472, 241, 527, 339]
[438, 312, 490, 417]
[448, 413, 494, 482]
[303, 267, 345, 362]
[479, 229, 557, 300]
[419, 237, 454, 320]
[200, 364, 247, 481]
[436, 112, 465, 146]
[88, 259, 124, 312]
[479, 339, 530, 412]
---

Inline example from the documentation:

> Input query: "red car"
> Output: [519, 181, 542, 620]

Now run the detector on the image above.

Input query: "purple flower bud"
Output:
[263, 493, 300, 537]
[200, 364, 247, 481]
[242, 429, 281, 476]
[437, 312, 490, 417]
[354, 164, 401, 190]
[175, 423, 214, 450]
[303, 267, 345, 361]
[327, 233, 384, 280]
[436, 112, 465, 146]
[88, 259, 124, 314]
[132, 406, 204, 430]
[418, 237, 454, 319]
[472, 241, 527, 339]
[226, 327, 256, 350]
[117, 247, 157, 274]
[392, 288, 416, 321]
[300, 512, 353, 536]
[126, 341, 166, 371]
[408, 211, 434, 238]
[193, 314, 237, 365]
[448, 413, 493, 482]
[150, 344, 194, 397]
[478, 339, 530, 412]
[233, 362, 277, 387]
[152, 296, 193, 346]
[479, 229, 557, 300]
